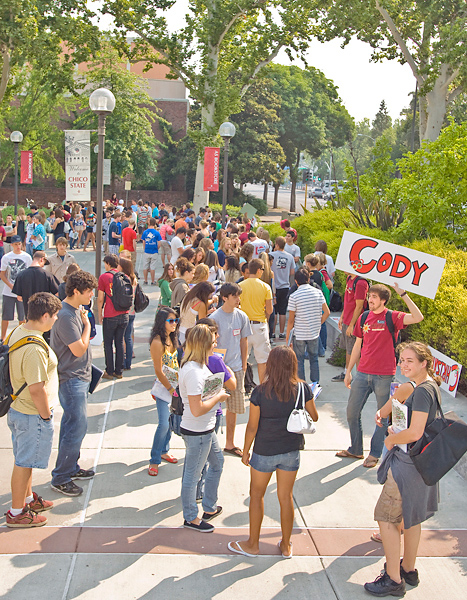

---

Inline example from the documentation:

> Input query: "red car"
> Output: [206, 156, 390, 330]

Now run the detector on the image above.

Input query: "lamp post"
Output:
[89, 88, 115, 279]
[218, 122, 236, 227]
[10, 131, 23, 214]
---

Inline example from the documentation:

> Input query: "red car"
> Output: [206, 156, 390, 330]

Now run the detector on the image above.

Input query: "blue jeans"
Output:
[51, 378, 90, 485]
[26, 242, 33, 257]
[124, 314, 135, 369]
[196, 413, 222, 501]
[318, 322, 327, 355]
[293, 337, 320, 383]
[103, 313, 129, 375]
[150, 398, 172, 465]
[181, 431, 224, 522]
[346, 371, 393, 458]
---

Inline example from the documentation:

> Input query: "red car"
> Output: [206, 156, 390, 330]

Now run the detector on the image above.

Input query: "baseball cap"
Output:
[10, 235, 22, 244]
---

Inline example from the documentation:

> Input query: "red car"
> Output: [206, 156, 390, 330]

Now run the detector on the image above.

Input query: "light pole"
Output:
[218, 122, 236, 227]
[357, 133, 376, 144]
[89, 88, 115, 279]
[10, 131, 23, 214]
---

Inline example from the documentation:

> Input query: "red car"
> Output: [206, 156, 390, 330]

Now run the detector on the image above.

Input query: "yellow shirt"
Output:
[239, 277, 272, 323]
[9, 325, 59, 415]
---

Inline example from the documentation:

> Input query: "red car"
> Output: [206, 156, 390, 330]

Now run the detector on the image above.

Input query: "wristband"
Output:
[400, 292, 407, 298]
[41, 415, 52, 422]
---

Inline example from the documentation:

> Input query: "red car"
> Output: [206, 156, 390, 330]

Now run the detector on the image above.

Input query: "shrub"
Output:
[209, 189, 268, 215]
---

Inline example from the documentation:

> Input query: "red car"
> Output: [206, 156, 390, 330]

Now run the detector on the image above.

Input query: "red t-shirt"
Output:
[342, 276, 369, 325]
[98, 270, 129, 318]
[353, 308, 406, 375]
[320, 268, 331, 283]
[0, 225, 5, 246]
[122, 227, 137, 252]
[239, 232, 249, 246]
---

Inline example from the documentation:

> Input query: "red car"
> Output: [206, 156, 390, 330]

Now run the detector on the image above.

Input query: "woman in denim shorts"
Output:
[228, 346, 318, 558]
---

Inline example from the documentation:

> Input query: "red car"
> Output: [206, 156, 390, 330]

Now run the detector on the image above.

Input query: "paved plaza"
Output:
[1, 246, 466, 600]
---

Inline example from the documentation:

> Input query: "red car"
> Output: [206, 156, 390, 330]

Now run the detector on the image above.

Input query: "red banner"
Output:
[203, 147, 220, 191]
[20, 151, 33, 184]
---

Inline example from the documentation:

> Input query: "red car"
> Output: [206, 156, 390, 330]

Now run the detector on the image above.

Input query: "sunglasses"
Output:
[166, 318, 179, 324]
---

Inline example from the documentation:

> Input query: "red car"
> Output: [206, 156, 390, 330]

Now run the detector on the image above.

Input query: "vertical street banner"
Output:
[20, 151, 33, 184]
[65, 130, 91, 201]
[103, 159, 111, 186]
[203, 147, 220, 191]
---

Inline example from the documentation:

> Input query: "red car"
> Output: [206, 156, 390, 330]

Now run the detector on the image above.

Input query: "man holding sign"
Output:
[336, 282, 423, 468]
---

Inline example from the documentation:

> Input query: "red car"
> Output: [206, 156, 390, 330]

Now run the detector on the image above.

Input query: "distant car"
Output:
[309, 187, 324, 199]
[326, 185, 344, 200]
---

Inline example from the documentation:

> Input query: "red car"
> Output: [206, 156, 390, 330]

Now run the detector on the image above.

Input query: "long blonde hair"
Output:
[259, 251, 272, 285]
[181, 324, 213, 367]
[192, 264, 209, 285]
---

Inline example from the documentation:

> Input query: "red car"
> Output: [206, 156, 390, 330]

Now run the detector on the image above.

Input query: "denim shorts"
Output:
[250, 450, 300, 473]
[7, 408, 54, 469]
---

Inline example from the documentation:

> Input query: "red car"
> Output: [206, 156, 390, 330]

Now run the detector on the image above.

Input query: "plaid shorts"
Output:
[225, 370, 245, 414]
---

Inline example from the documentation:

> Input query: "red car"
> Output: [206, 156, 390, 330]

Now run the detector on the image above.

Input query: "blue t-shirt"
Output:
[142, 228, 162, 254]
[32, 223, 46, 250]
[152, 207, 159, 218]
[108, 221, 121, 245]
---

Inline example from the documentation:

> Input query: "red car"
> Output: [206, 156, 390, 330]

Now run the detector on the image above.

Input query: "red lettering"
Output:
[349, 238, 378, 274]
[449, 365, 460, 392]
[390, 254, 412, 278]
[377, 252, 392, 273]
[412, 260, 429, 286]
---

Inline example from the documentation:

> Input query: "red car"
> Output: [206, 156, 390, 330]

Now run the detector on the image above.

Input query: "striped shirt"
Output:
[287, 284, 325, 341]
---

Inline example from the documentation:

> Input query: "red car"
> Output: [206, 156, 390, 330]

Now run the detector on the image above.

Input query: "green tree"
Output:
[323, 0, 467, 142]
[101, 0, 325, 209]
[372, 100, 392, 138]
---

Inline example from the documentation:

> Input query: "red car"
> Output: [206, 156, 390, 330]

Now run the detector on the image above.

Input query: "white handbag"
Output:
[287, 382, 316, 435]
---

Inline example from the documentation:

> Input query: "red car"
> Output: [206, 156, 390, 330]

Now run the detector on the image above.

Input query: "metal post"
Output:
[95, 114, 106, 279]
[221, 137, 230, 228]
[14, 143, 19, 214]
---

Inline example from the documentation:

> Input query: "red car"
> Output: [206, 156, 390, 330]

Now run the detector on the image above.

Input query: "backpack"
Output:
[107, 271, 133, 311]
[0, 330, 50, 417]
[329, 290, 343, 312]
[134, 283, 150, 313]
[359, 310, 401, 355]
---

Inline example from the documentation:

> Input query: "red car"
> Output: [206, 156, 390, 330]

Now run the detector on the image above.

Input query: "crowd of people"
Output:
[1, 199, 444, 597]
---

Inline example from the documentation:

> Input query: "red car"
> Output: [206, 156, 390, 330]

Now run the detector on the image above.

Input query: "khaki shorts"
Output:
[374, 468, 403, 524]
[160, 240, 171, 256]
[247, 322, 271, 365]
[225, 370, 245, 414]
[143, 253, 158, 271]
[339, 323, 357, 354]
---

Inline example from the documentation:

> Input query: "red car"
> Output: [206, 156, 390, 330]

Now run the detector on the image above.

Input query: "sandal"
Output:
[224, 447, 243, 458]
[148, 465, 159, 476]
[363, 455, 379, 468]
[335, 450, 364, 459]
[161, 454, 178, 464]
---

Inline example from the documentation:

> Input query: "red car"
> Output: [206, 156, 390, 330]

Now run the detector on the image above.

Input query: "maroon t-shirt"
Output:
[98, 270, 129, 318]
[353, 308, 406, 376]
[342, 276, 369, 325]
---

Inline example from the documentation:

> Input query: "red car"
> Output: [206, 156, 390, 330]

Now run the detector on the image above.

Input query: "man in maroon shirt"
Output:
[332, 273, 369, 382]
[336, 283, 423, 467]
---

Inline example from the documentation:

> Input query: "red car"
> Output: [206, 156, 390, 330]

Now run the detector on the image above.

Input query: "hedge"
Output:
[264, 209, 467, 394]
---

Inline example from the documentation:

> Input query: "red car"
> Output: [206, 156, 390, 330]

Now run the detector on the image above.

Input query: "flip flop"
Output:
[278, 541, 293, 559]
[161, 454, 178, 464]
[363, 455, 379, 468]
[228, 541, 258, 558]
[148, 465, 158, 476]
[335, 450, 364, 459]
[224, 447, 243, 458]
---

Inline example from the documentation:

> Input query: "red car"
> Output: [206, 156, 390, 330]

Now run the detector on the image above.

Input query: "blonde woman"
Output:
[179, 324, 229, 532]
[217, 237, 232, 268]
[179, 282, 216, 344]
[191, 264, 210, 286]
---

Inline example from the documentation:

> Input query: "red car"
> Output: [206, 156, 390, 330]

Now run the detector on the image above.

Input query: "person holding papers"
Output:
[178, 324, 229, 533]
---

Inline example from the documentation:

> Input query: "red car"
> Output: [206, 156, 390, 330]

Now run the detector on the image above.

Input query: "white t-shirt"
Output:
[326, 254, 335, 280]
[285, 243, 301, 268]
[179, 361, 219, 432]
[170, 236, 184, 264]
[250, 239, 269, 258]
[1, 251, 32, 297]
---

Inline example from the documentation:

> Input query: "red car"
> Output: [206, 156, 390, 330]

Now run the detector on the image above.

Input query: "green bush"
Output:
[209, 188, 268, 215]
[209, 203, 243, 217]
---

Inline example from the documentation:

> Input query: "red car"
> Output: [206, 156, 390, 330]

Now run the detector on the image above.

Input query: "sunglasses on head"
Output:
[166, 318, 179, 324]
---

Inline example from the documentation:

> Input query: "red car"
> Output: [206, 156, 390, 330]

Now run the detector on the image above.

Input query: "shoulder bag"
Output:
[287, 382, 316, 435]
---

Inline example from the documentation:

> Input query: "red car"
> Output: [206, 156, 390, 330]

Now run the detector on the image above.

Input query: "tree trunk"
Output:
[273, 184, 279, 209]
[263, 183, 268, 204]
[289, 179, 296, 213]
[239, 183, 244, 193]
[420, 70, 449, 142]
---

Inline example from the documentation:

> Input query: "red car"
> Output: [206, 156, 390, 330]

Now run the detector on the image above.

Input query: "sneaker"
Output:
[27, 492, 53, 513]
[279, 333, 286, 339]
[383, 561, 419, 587]
[5, 508, 47, 528]
[332, 372, 346, 382]
[183, 519, 214, 533]
[202, 506, 223, 521]
[364, 571, 406, 597]
[51, 481, 83, 497]
[71, 469, 95, 480]
[271, 334, 276, 339]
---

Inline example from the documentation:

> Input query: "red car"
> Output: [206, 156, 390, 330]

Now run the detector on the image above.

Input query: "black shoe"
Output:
[50, 481, 83, 497]
[383, 561, 419, 587]
[364, 571, 406, 597]
[278, 333, 286, 339]
[183, 519, 214, 533]
[71, 469, 95, 480]
[332, 372, 346, 382]
[202, 506, 223, 521]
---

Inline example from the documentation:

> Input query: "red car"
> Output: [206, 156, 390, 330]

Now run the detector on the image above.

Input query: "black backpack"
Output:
[0, 331, 50, 417]
[108, 271, 134, 311]
[329, 290, 343, 312]
[134, 283, 149, 313]
[360, 310, 401, 355]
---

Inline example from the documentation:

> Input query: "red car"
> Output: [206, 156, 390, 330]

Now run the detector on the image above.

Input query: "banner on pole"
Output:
[65, 130, 91, 202]
[203, 147, 220, 191]
[20, 151, 33, 184]
[103, 159, 111, 186]
[428, 346, 462, 398]
[335, 230, 446, 300]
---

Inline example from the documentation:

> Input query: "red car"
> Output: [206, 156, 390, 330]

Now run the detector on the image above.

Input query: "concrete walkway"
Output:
[1, 246, 466, 600]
